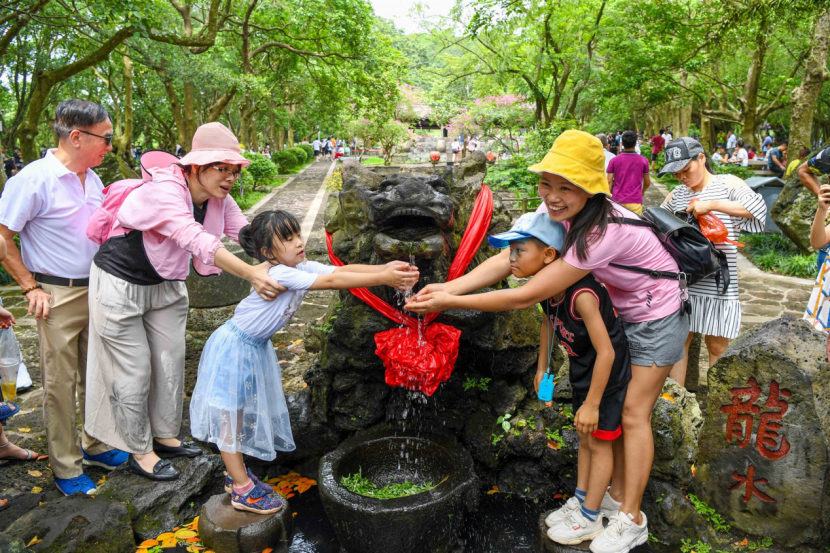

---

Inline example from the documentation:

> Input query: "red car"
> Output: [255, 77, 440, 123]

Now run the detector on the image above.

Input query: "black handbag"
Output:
[608, 207, 730, 297]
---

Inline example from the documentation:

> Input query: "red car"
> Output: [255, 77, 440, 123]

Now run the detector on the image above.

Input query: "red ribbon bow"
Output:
[325, 184, 494, 395]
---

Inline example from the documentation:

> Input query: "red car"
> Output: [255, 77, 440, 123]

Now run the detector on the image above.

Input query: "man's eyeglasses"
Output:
[75, 129, 114, 147]
[208, 165, 242, 180]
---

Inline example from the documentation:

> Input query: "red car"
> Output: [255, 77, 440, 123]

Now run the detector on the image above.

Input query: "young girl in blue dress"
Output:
[190, 210, 417, 514]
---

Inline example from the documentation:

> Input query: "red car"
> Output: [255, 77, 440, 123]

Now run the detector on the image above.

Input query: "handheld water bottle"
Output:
[538, 299, 560, 403]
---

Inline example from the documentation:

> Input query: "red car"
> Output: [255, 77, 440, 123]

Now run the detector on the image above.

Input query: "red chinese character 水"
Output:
[756, 381, 792, 461]
[719, 377, 761, 448]
[728, 464, 775, 503]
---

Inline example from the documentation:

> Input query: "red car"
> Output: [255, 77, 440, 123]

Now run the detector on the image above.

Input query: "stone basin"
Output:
[318, 427, 478, 553]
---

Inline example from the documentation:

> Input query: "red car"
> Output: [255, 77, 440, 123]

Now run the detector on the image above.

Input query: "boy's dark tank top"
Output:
[539, 274, 631, 395]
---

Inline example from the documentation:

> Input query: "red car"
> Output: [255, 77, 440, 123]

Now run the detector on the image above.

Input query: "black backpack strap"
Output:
[608, 216, 654, 228]
[608, 263, 679, 281]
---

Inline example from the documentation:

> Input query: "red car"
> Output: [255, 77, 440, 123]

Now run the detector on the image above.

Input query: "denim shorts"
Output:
[622, 308, 690, 367]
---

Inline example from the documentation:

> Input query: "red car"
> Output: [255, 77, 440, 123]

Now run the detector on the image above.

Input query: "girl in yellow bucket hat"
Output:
[407, 129, 689, 553]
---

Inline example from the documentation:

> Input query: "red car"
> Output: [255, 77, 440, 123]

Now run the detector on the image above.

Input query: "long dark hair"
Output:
[700, 152, 716, 175]
[239, 210, 301, 262]
[561, 193, 614, 263]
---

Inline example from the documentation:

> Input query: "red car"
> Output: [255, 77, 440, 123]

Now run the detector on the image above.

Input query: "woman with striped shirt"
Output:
[659, 137, 766, 386]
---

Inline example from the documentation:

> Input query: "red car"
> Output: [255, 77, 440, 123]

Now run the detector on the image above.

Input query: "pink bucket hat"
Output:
[177, 122, 251, 168]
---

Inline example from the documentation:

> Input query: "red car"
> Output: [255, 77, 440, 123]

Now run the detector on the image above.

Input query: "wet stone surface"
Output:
[200, 493, 294, 553]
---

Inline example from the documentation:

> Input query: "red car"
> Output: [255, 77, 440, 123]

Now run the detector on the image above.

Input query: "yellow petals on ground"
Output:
[139, 539, 159, 547]
[27, 470, 42, 477]
[18, 427, 30, 433]
[27, 536, 42, 546]
[156, 532, 175, 540]
[486, 485, 499, 495]
[660, 393, 675, 403]
[175, 529, 198, 540]
[161, 538, 178, 548]
[31, 487, 42, 494]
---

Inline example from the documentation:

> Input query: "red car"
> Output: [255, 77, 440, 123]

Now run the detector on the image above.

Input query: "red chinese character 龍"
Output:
[728, 464, 775, 503]
[719, 377, 761, 448]
[756, 381, 791, 461]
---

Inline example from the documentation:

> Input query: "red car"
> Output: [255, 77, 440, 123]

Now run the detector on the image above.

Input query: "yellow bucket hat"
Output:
[528, 129, 610, 195]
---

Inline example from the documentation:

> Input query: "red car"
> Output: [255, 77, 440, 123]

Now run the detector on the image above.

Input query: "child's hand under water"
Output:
[382, 262, 420, 290]
[574, 403, 599, 435]
[405, 290, 452, 313]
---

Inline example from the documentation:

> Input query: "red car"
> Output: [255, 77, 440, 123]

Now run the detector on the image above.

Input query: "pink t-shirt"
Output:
[536, 203, 681, 322]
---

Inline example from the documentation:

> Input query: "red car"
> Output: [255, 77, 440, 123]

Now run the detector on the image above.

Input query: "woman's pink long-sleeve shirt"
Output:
[117, 166, 248, 280]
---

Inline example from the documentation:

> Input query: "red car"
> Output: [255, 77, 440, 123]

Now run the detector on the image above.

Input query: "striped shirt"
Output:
[661, 174, 766, 300]
[661, 175, 765, 337]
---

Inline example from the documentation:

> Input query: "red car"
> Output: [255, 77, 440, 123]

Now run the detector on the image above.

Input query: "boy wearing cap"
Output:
[487, 213, 632, 546]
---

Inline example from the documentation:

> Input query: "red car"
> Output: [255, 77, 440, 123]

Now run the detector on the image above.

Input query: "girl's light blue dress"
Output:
[190, 261, 335, 461]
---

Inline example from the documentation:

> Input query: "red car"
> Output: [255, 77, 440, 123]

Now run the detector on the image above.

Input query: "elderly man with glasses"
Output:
[0, 99, 127, 496]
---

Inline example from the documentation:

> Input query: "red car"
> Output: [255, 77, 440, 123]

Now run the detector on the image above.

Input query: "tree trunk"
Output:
[207, 89, 236, 123]
[790, 10, 830, 154]
[17, 26, 135, 163]
[276, 128, 285, 151]
[112, 56, 134, 162]
[740, 27, 768, 149]
[286, 105, 296, 146]
[182, 81, 197, 150]
[700, 114, 713, 151]
[250, 112, 259, 150]
[268, 99, 276, 149]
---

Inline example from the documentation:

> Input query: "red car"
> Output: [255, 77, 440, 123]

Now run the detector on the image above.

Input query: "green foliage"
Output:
[484, 122, 573, 193]
[714, 163, 754, 181]
[491, 412, 536, 445]
[340, 468, 442, 499]
[287, 146, 308, 164]
[483, 161, 539, 194]
[740, 233, 818, 279]
[545, 427, 565, 448]
[680, 539, 713, 553]
[242, 154, 280, 188]
[361, 156, 385, 166]
[687, 494, 732, 533]
[272, 150, 298, 173]
[462, 377, 491, 392]
[230, 189, 267, 212]
[743, 538, 774, 551]
[298, 144, 314, 160]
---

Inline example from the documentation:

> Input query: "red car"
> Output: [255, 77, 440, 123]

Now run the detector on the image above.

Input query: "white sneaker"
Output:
[589, 511, 648, 553]
[600, 490, 622, 520]
[547, 510, 604, 545]
[545, 496, 581, 528]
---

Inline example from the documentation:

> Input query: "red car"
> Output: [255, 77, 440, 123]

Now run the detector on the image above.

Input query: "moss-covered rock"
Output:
[97, 454, 224, 542]
[651, 378, 703, 486]
[770, 165, 821, 253]
[695, 316, 830, 548]
[4, 495, 135, 553]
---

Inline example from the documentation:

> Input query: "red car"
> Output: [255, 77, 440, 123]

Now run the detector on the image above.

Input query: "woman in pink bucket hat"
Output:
[85, 122, 285, 482]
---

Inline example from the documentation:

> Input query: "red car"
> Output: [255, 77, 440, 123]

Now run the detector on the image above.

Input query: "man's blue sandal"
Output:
[0, 402, 19, 426]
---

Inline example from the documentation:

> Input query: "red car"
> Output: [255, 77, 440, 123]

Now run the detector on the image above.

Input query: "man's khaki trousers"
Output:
[37, 283, 108, 479]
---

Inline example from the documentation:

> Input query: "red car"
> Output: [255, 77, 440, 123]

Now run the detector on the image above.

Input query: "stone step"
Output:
[199, 493, 294, 553]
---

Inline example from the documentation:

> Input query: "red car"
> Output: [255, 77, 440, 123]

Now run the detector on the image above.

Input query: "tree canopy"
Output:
[2, 0, 830, 172]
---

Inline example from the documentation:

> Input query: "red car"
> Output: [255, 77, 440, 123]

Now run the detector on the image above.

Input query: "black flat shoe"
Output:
[153, 439, 203, 458]
[128, 455, 179, 481]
